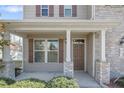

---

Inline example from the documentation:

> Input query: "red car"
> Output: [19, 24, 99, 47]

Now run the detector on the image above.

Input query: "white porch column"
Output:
[64, 30, 73, 77]
[100, 30, 106, 62]
[95, 30, 110, 84]
[66, 30, 71, 62]
[3, 32, 15, 79]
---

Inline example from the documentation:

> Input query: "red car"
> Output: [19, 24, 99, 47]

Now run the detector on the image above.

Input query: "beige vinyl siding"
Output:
[23, 5, 92, 19]
[87, 33, 93, 77]
[87, 6, 92, 19]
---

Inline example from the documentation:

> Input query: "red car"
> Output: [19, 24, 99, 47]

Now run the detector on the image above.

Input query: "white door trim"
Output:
[72, 38, 87, 71]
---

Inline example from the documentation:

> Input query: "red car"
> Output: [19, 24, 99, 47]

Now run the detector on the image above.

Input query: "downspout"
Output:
[91, 5, 95, 20]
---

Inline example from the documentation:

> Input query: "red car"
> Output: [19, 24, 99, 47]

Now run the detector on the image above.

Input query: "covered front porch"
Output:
[0, 19, 119, 85]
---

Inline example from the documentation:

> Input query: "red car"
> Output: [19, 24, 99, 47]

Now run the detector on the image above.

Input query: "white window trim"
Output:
[33, 38, 59, 63]
[40, 5, 49, 17]
[64, 5, 72, 17]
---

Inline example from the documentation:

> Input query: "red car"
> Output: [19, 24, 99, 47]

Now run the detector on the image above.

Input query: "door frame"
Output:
[72, 38, 87, 72]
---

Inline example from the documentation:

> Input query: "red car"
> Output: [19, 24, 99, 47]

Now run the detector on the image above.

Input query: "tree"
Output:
[0, 24, 10, 48]
[0, 39, 10, 48]
[0, 24, 10, 64]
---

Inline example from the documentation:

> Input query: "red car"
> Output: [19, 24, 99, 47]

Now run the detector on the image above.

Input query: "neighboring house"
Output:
[10, 34, 23, 61]
[0, 34, 23, 60]
[0, 5, 123, 85]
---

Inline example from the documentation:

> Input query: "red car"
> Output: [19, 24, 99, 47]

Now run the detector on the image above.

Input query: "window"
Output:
[47, 40, 59, 62]
[64, 5, 72, 17]
[34, 40, 45, 62]
[73, 39, 85, 44]
[34, 39, 59, 63]
[41, 5, 49, 16]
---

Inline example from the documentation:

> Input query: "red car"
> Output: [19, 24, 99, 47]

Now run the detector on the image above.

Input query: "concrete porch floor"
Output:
[16, 71, 100, 88]
[74, 71, 100, 88]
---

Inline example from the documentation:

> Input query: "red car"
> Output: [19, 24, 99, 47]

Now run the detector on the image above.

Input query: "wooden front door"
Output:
[73, 39, 84, 70]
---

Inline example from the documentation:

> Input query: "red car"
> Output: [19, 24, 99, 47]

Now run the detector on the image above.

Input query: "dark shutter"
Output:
[36, 5, 41, 17]
[59, 39, 64, 63]
[29, 39, 33, 63]
[72, 5, 77, 17]
[59, 5, 64, 17]
[49, 5, 54, 17]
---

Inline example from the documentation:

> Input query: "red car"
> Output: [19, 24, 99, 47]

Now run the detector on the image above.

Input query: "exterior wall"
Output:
[95, 32, 101, 61]
[23, 5, 91, 19]
[87, 33, 93, 76]
[87, 6, 92, 19]
[95, 5, 124, 75]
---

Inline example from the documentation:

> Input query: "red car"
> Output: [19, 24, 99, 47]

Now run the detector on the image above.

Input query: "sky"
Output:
[0, 5, 23, 20]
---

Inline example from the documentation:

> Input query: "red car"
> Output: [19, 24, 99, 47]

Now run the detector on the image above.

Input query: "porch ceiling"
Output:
[0, 19, 120, 32]
[11, 31, 90, 38]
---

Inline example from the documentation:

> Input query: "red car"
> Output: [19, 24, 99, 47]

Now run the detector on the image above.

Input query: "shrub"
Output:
[0, 77, 79, 88]
[47, 76, 79, 88]
[116, 79, 124, 87]
[0, 77, 15, 88]
[9, 78, 47, 88]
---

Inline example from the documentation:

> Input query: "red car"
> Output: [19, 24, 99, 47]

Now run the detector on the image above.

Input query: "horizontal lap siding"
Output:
[24, 5, 90, 19]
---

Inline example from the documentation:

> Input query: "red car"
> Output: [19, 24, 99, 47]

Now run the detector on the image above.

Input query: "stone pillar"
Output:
[64, 30, 73, 77]
[3, 32, 15, 79]
[95, 61, 110, 84]
[95, 30, 110, 84]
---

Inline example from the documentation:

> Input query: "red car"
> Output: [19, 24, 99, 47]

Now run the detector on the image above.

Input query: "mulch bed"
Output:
[106, 79, 122, 88]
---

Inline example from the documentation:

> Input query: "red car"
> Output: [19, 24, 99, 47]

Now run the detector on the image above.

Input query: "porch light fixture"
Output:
[104, 5, 112, 8]
[120, 36, 124, 45]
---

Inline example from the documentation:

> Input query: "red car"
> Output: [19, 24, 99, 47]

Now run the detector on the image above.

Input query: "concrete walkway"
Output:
[16, 71, 100, 88]
[74, 71, 100, 88]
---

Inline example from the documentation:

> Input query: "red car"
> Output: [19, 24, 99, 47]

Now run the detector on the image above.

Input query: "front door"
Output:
[73, 39, 84, 70]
